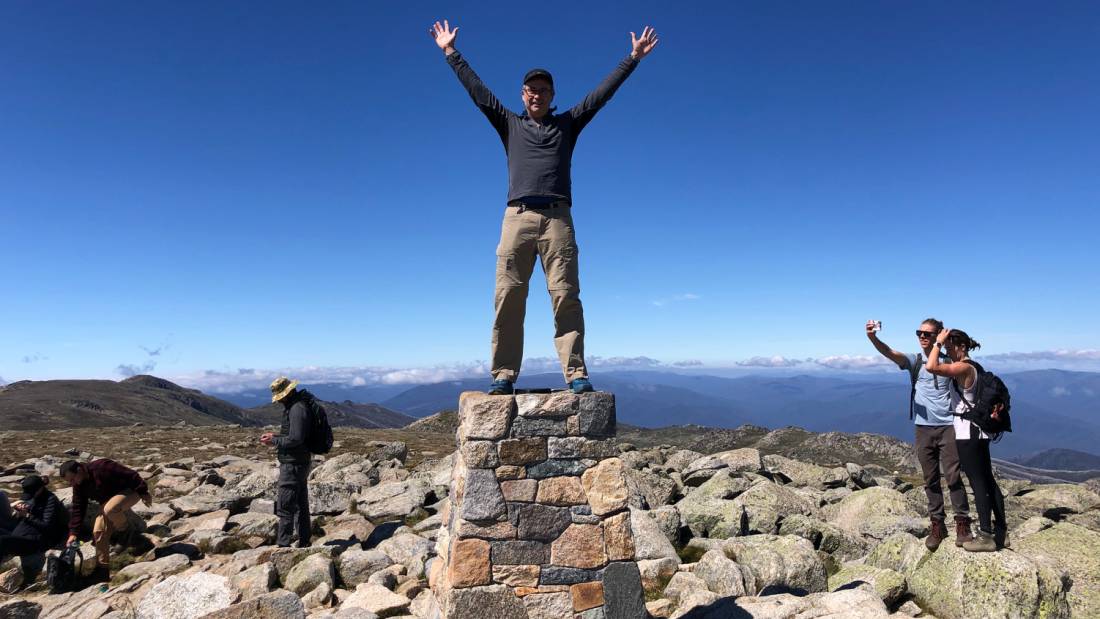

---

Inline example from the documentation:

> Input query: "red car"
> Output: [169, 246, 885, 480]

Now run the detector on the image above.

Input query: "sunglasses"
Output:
[916, 330, 938, 338]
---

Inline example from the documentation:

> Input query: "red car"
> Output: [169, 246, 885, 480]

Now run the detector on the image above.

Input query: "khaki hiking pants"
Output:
[92, 492, 140, 565]
[492, 205, 588, 383]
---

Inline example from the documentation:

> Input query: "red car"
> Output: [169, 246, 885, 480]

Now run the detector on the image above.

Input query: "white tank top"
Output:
[951, 364, 990, 440]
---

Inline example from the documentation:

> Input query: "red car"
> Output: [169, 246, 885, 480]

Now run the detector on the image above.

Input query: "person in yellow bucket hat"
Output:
[260, 376, 313, 547]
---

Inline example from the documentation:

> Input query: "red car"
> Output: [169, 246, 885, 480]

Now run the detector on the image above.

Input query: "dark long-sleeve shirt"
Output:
[68, 459, 148, 535]
[13, 491, 67, 544]
[275, 393, 312, 464]
[0, 492, 13, 533]
[446, 51, 639, 204]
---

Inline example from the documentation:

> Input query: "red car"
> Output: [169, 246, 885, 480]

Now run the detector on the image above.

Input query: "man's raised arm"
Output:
[429, 20, 510, 138]
[569, 26, 659, 131]
[866, 320, 908, 368]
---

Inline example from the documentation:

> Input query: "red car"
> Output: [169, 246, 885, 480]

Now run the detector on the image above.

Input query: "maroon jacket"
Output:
[68, 459, 148, 535]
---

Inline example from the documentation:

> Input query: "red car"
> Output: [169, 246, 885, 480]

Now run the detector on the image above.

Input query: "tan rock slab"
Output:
[603, 511, 636, 561]
[449, 538, 492, 588]
[493, 564, 540, 588]
[536, 477, 587, 506]
[495, 465, 526, 480]
[572, 581, 605, 611]
[459, 392, 515, 441]
[517, 392, 579, 417]
[502, 479, 539, 502]
[551, 524, 608, 569]
[461, 440, 499, 468]
[581, 458, 630, 516]
[523, 591, 573, 619]
[498, 438, 548, 466]
[456, 518, 517, 540]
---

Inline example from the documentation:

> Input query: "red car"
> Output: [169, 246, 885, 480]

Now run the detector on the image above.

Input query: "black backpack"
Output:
[953, 360, 1013, 440]
[46, 543, 83, 594]
[302, 395, 334, 455]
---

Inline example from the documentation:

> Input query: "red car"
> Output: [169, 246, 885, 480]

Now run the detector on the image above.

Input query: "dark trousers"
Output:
[276, 461, 311, 547]
[914, 425, 970, 520]
[957, 438, 1006, 534]
[0, 534, 49, 557]
[0, 535, 50, 579]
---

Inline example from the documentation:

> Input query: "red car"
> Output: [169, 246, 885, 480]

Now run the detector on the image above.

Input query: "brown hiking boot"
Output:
[926, 518, 948, 550]
[955, 515, 974, 547]
[963, 530, 998, 552]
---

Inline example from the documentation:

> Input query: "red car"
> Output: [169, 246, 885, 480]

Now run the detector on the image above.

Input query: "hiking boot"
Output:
[569, 377, 594, 394]
[995, 526, 1010, 549]
[955, 515, 974, 547]
[962, 530, 998, 552]
[926, 518, 948, 551]
[487, 379, 514, 395]
[88, 565, 111, 584]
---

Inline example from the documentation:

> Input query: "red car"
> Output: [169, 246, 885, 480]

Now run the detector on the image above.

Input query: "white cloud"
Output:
[813, 355, 894, 371]
[977, 349, 1100, 372]
[1051, 386, 1071, 397]
[736, 356, 803, 368]
[168, 349, 1100, 394]
[651, 293, 701, 308]
[982, 349, 1100, 362]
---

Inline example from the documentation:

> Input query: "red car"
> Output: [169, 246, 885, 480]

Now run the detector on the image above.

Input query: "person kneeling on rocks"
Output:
[60, 458, 152, 581]
[0, 475, 68, 589]
[260, 376, 313, 548]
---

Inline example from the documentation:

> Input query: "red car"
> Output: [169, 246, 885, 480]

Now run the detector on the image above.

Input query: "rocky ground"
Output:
[2, 421, 1099, 618]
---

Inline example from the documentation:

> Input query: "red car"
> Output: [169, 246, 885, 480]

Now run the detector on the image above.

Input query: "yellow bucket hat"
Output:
[269, 376, 299, 403]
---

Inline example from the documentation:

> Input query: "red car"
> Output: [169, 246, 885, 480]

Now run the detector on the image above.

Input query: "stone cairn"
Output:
[429, 391, 646, 619]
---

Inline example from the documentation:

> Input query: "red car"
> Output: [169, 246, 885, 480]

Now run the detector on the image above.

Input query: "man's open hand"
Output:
[630, 26, 659, 60]
[430, 20, 459, 55]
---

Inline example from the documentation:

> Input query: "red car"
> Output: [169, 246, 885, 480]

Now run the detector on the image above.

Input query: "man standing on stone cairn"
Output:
[866, 318, 974, 550]
[60, 458, 152, 581]
[430, 19, 659, 395]
[261, 376, 313, 548]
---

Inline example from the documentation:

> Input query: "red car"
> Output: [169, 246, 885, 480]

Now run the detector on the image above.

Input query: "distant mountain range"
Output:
[244, 399, 414, 429]
[5, 368, 1097, 461]
[1012, 448, 1100, 471]
[223, 368, 1098, 459]
[0, 375, 412, 430]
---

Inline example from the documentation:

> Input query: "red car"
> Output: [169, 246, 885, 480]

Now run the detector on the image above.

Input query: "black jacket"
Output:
[275, 390, 313, 464]
[12, 491, 68, 545]
[446, 51, 638, 204]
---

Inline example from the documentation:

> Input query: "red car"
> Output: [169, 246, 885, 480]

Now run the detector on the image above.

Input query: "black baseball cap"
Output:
[523, 68, 554, 87]
[20, 475, 46, 500]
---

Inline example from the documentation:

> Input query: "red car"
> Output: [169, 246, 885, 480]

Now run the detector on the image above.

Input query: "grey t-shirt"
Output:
[899, 353, 954, 426]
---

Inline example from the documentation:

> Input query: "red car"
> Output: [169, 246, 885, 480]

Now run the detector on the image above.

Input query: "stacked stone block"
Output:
[431, 391, 646, 619]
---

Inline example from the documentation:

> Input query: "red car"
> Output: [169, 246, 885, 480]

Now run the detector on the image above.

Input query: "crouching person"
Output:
[0, 476, 68, 588]
[59, 459, 152, 580]
[261, 376, 312, 548]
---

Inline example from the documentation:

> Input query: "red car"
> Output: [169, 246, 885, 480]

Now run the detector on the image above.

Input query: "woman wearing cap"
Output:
[0, 475, 68, 587]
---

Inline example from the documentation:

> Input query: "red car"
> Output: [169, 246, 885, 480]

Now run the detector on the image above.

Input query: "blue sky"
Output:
[3, 1, 1099, 390]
